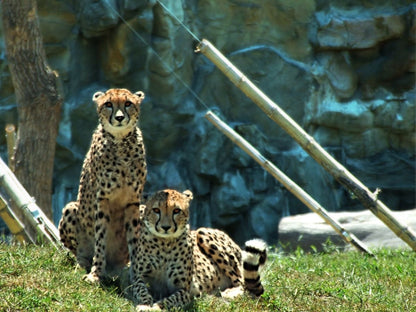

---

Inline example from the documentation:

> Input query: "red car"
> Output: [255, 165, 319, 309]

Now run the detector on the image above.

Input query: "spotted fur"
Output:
[58, 88, 147, 283]
[126, 189, 267, 310]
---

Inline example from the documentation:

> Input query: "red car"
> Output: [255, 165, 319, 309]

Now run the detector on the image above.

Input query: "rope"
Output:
[103, 0, 211, 112]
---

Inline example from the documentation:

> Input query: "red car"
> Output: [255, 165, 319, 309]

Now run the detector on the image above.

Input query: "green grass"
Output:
[0, 243, 415, 311]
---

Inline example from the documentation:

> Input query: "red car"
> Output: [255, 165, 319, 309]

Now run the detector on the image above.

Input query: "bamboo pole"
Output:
[4, 123, 39, 242]
[205, 111, 373, 255]
[0, 195, 32, 244]
[196, 39, 416, 251]
[0, 157, 62, 249]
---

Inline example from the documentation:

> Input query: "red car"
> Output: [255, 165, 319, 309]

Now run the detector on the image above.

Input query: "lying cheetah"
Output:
[125, 189, 267, 311]
[59, 88, 147, 283]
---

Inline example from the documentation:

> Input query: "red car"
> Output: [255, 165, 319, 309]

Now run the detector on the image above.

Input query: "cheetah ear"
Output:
[92, 91, 105, 102]
[135, 91, 145, 101]
[183, 190, 193, 201]
[142, 192, 151, 203]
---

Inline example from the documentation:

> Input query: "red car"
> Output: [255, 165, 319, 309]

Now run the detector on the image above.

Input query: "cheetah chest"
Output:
[98, 149, 145, 272]
[138, 236, 193, 300]
[144, 256, 180, 300]
[98, 149, 145, 204]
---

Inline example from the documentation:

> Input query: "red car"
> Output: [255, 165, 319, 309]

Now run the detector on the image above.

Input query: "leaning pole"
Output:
[205, 111, 373, 255]
[196, 39, 416, 251]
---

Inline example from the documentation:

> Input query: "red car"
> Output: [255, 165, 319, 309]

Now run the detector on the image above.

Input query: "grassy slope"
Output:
[0, 243, 415, 312]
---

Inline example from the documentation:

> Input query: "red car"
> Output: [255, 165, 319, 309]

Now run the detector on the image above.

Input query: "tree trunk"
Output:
[1, 0, 62, 221]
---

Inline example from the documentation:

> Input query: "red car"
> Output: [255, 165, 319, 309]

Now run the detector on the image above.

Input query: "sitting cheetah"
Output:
[59, 88, 147, 283]
[125, 189, 267, 311]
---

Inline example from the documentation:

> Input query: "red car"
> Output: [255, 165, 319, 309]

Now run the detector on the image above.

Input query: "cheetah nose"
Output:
[115, 115, 124, 122]
[161, 225, 171, 232]
[115, 110, 125, 122]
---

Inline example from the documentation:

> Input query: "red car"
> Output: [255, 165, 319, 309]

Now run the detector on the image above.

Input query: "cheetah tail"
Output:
[242, 239, 268, 296]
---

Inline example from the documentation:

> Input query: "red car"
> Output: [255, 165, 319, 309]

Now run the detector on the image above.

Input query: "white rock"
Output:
[278, 209, 416, 251]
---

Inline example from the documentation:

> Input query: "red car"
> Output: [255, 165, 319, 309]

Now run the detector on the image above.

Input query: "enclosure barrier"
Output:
[0, 157, 62, 249]
[205, 111, 373, 255]
[196, 39, 416, 251]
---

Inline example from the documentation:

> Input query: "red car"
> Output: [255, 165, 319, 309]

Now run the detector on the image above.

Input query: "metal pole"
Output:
[0, 196, 32, 244]
[0, 157, 62, 249]
[196, 39, 416, 251]
[205, 111, 373, 255]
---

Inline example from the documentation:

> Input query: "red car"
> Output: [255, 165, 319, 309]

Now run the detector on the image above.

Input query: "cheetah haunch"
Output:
[59, 88, 147, 283]
[126, 189, 267, 311]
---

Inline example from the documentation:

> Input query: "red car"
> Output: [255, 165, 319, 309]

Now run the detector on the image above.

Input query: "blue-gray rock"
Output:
[315, 9, 406, 49]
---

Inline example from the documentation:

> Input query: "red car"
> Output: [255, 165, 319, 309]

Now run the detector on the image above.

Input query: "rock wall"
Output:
[0, 0, 414, 245]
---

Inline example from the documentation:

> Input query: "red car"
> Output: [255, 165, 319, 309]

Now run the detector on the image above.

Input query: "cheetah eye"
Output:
[104, 102, 112, 108]
[152, 208, 160, 214]
[125, 101, 132, 107]
[173, 208, 181, 214]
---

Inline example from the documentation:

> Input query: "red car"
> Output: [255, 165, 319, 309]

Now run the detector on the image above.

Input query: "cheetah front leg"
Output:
[152, 261, 193, 310]
[154, 289, 191, 311]
[83, 198, 110, 283]
[125, 203, 143, 263]
[58, 201, 79, 255]
[134, 288, 191, 311]
[132, 279, 155, 308]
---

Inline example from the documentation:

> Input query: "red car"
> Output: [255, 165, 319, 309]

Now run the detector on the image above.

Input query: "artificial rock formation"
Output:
[0, 0, 414, 245]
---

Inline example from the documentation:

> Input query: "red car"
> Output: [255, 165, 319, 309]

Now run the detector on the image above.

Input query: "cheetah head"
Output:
[143, 189, 193, 239]
[93, 88, 145, 137]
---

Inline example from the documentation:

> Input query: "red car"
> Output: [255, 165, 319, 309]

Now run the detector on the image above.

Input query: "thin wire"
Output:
[156, 0, 201, 43]
[103, 0, 211, 112]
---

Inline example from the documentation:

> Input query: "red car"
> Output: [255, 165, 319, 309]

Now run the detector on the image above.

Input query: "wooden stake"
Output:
[197, 39, 416, 251]
[0, 157, 62, 249]
[5, 124, 16, 169]
[205, 111, 373, 255]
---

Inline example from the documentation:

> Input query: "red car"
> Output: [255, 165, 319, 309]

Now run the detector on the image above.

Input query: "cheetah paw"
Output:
[221, 286, 244, 300]
[82, 272, 100, 284]
[135, 304, 162, 311]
